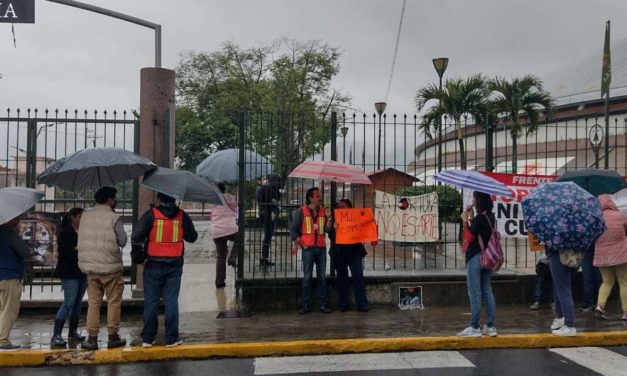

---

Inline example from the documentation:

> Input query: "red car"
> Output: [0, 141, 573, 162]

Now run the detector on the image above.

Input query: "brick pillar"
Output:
[133, 67, 176, 298]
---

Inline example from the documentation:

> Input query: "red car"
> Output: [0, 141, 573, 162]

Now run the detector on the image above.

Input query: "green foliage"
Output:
[396, 185, 462, 222]
[175, 39, 350, 171]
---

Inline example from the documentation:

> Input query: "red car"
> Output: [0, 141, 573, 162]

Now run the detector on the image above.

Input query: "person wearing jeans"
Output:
[291, 187, 331, 314]
[581, 245, 602, 311]
[547, 248, 577, 336]
[457, 191, 497, 338]
[530, 252, 554, 310]
[51, 207, 87, 349]
[131, 193, 197, 348]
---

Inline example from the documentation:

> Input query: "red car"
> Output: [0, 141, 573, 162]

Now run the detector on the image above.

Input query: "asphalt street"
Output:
[3, 346, 627, 375]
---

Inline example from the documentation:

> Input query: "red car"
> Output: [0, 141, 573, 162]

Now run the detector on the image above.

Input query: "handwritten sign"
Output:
[374, 191, 439, 243]
[335, 208, 378, 244]
[528, 231, 545, 252]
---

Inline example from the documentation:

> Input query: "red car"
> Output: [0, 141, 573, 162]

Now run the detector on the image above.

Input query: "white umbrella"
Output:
[0, 187, 44, 225]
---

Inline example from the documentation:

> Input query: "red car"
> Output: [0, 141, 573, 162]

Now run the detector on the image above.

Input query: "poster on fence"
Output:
[374, 190, 439, 243]
[462, 172, 556, 239]
[398, 286, 424, 310]
[335, 208, 378, 244]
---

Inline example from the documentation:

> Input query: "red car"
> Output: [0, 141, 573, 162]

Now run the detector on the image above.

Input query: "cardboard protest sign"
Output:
[374, 191, 439, 242]
[335, 208, 378, 244]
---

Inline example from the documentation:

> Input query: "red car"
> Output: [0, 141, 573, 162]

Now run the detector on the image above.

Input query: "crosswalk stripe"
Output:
[253, 351, 475, 375]
[550, 347, 627, 376]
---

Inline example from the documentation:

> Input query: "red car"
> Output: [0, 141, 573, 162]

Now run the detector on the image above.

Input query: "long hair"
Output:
[61, 207, 84, 229]
[338, 198, 353, 208]
[305, 187, 319, 205]
[473, 191, 494, 213]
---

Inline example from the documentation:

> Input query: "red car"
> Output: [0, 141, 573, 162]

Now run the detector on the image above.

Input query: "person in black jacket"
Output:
[51, 207, 87, 348]
[131, 193, 197, 348]
[457, 191, 497, 338]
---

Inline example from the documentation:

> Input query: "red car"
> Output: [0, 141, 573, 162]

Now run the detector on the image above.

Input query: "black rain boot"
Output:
[50, 319, 67, 349]
[81, 336, 99, 350]
[107, 334, 126, 349]
[68, 316, 86, 341]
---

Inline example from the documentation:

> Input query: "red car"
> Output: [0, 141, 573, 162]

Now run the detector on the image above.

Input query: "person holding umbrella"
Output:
[131, 192, 198, 348]
[208, 183, 239, 288]
[50, 208, 87, 349]
[77, 187, 128, 350]
[457, 191, 498, 338]
[593, 194, 627, 321]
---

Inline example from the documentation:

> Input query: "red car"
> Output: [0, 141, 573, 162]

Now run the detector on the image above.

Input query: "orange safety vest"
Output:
[147, 208, 184, 258]
[300, 206, 326, 248]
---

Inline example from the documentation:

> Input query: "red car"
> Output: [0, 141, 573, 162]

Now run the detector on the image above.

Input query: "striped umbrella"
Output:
[289, 160, 372, 184]
[433, 170, 514, 198]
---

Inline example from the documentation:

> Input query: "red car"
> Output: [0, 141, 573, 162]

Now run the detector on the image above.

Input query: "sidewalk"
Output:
[3, 221, 627, 366]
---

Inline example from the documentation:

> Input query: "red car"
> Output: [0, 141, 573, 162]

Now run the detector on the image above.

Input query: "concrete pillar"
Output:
[133, 67, 176, 297]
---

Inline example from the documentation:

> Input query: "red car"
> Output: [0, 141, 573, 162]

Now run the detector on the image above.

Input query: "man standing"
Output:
[77, 187, 127, 350]
[257, 175, 281, 266]
[291, 187, 331, 314]
[0, 217, 30, 351]
[131, 193, 197, 348]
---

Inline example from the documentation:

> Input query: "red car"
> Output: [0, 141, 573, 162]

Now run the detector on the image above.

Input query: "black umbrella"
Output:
[37, 147, 156, 190]
[556, 168, 626, 197]
[195, 148, 273, 183]
[142, 167, 224, 204]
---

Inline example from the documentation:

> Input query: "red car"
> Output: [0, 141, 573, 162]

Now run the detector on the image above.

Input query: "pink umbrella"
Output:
[289, 160, 372, 184]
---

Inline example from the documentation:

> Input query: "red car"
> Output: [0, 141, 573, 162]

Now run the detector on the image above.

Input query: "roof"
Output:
[367, 168, 420, 182]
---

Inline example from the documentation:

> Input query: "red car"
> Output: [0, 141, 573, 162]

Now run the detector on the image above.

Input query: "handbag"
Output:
[559, 250, 585, 268]
[477, 214, 504, 272]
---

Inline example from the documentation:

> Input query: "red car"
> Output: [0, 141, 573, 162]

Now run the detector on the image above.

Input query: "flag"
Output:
[601, 20, 611, 98]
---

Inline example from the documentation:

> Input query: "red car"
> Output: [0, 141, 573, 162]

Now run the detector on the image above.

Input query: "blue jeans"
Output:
[548, 250, 575, 327]
[301, 247, 327, 307]
[466, 253, 495, 329]
[55, 276, 88, 321]
[335, 250, 368, 310]
[142, 261, 183, 344]
[581, 248, 602, 308]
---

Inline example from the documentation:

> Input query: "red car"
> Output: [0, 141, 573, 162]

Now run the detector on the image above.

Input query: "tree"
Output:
[175, 39, 349, 173]
[415, 75, 489, 170]
[488, 75, 554, 172]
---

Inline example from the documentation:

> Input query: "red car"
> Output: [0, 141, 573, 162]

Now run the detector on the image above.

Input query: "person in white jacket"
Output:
[209, 183, 239, 288]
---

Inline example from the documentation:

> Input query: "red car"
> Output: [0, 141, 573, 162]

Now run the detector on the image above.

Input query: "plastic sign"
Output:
[0, 1, 35, 23]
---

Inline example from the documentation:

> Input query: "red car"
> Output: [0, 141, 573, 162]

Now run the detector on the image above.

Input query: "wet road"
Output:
[3, 346, 627, 375]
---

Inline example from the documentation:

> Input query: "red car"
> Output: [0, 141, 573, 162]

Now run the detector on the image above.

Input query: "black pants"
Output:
[214, 233, 237, 286]
[261, 214, 275, 259]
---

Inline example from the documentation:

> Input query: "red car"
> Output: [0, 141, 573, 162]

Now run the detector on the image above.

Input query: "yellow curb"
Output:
[2, 331, 627, 367]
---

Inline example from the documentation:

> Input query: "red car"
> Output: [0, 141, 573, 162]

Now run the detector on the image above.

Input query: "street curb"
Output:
[2, 331, 627, 367]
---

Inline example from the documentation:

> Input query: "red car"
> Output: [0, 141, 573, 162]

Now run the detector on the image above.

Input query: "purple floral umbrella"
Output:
[522, 181, 605, 251]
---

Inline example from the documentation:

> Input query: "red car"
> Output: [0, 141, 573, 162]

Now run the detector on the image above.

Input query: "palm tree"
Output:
[415, 74, 489, 170]
[489, 75, 554, 173]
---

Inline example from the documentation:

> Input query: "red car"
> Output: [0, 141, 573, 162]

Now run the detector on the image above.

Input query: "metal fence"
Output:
[236, 106, 627, 279]
[1, 108, 139, 298]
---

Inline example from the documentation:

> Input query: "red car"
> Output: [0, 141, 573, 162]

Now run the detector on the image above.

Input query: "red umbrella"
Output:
[289, 160, 372, 184]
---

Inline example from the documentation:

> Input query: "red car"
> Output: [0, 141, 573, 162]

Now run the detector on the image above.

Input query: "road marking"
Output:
[253, 351, 475, 375]
[550, 347, 627, 376]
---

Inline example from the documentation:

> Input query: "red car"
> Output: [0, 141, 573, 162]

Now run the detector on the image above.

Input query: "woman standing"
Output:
[327, 199, 368, 312]
[209, 183, 238, 288]
[593, 194, 627, 320]
[51, 207, 87, 348]
[457, 191, 497, 337]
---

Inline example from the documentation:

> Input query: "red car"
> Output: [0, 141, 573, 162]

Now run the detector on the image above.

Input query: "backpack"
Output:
[477, 213, 504, 272]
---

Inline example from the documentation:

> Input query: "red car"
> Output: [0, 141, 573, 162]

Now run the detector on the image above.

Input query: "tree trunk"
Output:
[511, 132, 518, 173]
[455, 117, 467, 170]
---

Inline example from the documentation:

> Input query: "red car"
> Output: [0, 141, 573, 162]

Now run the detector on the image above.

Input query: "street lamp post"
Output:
[589, 124, 604, 169]
[375, 102, 387, 170]
[432, 57, 449, 173]
[341, 125, 349, 197]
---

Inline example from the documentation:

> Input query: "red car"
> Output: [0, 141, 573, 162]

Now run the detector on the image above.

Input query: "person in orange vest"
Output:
[291, 187, 331, 314]
[131, 193, 197, 348]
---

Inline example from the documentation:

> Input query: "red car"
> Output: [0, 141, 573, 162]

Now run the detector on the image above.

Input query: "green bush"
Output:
[396, 185, 462, 222]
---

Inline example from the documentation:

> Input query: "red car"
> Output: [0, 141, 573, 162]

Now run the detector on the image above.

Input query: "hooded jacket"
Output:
[593, 195, 627, 267]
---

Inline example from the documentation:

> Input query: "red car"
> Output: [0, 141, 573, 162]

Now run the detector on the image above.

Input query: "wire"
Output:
[384, 0, 407, 103]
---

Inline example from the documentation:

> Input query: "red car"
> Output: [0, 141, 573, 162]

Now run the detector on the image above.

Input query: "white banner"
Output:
[374, 190, 439, 243]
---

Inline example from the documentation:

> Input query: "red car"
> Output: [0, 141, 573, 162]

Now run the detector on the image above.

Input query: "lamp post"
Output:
[375, 102, 387, 169]
[432, 57, 448, 173]
[589, 124, 604, 169]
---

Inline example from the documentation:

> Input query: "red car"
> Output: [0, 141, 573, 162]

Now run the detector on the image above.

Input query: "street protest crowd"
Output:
[1, 157, 626, 350]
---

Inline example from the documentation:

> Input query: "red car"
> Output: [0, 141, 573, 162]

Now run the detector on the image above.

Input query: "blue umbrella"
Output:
[195, 148, 273, 183]
[522, 182, 606, 251]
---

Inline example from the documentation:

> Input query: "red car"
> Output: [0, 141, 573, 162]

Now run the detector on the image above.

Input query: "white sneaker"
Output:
[457, 326, 482, 337]
[142, 341, 154, 348]
[165, 339, 183, 348]
[482, 325, 498, 337]
[552, 326, 577, 337]
[550, 317, 565, 330]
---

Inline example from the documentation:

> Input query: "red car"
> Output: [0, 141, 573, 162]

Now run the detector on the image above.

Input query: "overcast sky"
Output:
[2, 0, 627, 117]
